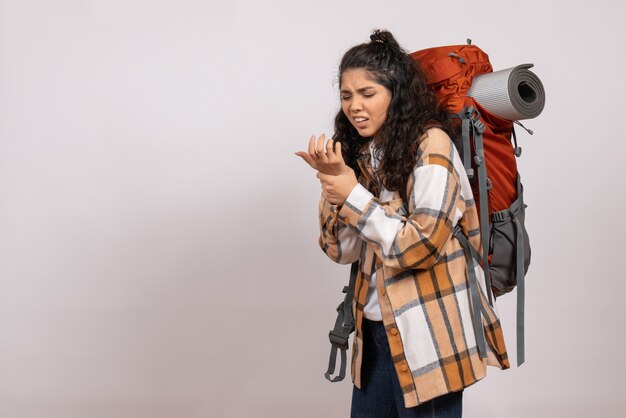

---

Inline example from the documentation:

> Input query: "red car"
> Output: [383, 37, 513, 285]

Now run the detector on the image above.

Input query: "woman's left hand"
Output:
[317, 168, 359, 206]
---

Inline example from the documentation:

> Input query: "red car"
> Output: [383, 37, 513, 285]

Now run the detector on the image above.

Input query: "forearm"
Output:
[318, 195, 362, 264]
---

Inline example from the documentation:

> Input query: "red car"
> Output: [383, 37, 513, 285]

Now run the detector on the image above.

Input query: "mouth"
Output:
[353, 116, 369, 128]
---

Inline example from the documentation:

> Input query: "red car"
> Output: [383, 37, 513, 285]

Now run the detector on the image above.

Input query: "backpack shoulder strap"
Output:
[325, 261, 359, 382]
[452, 226, 488, 360]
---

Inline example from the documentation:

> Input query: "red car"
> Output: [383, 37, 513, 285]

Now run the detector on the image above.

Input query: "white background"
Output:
[0, 0, 624, 417]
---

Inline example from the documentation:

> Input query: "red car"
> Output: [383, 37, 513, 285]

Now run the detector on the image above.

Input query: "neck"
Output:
[373, 132, 384, 147]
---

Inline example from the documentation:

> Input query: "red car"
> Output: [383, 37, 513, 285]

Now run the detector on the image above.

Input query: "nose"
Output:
[349, 96, 363, 113]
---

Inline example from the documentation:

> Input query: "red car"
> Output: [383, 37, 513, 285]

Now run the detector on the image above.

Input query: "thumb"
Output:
[295, 152, 318, 170]
[316, 171, 331, 182]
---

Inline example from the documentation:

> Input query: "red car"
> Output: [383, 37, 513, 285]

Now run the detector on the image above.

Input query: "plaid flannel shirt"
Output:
[318, 128, 510, 408]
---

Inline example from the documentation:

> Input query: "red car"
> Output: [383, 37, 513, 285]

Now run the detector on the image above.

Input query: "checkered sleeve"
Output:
[337, 131, 462, 270]
[318, 194, 362, 265]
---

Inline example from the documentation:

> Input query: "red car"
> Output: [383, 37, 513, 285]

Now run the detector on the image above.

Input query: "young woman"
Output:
[296, 30, 509, 418]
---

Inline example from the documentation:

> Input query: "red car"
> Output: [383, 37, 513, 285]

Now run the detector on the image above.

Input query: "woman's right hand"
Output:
[295, 134, 349, 176]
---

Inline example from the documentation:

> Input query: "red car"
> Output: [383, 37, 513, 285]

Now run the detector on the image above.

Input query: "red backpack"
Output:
[411, 41, 541, 365]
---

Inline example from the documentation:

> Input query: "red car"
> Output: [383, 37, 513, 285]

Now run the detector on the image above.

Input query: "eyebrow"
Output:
[340, 86, 376, 95]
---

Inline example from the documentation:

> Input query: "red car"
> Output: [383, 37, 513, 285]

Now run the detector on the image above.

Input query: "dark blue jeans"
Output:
[351, 318, 463, 418]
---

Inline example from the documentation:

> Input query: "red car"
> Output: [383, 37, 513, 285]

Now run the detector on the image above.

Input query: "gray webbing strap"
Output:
[453, 226, 487, 359]
[513, 212, 525, 366]
[468, 107, 494, 305]
[325, 261, 359, 382]
[491, 177, 526, 366]
[513, 177, 525, 366]
[460, 113, 474, 181]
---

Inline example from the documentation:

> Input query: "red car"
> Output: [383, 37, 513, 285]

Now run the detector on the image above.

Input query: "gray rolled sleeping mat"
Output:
[467, 64, 545, 121]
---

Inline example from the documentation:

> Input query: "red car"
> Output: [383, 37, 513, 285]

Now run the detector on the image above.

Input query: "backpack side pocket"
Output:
[489, 181, 531, 297]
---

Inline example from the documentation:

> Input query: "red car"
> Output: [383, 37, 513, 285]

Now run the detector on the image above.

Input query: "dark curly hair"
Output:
[333, 29, 457, 202]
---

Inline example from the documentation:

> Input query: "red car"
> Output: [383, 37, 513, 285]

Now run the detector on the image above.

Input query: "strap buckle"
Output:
[462, 106, 481, 121]
[491, 211, 507, 223]
[473, 119, 486, 134]
[328, 330, 350, 350]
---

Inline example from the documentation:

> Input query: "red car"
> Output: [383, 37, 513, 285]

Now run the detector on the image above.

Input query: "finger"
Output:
[335, 141, 345, 163]
[316, 133, 325, 154]
[307, 135, 319, 161]
[325, 138, 335, 159]
[295, 152, 318, 170]
[316, 134, 328, 162]
[308, 135, 316, 157]
[316, 172, 333, 186]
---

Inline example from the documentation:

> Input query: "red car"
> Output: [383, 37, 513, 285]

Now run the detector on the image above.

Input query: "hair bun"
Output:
[369, 29, 394, 45]
[370, 32, 385, 44]
[369, 30, 385, 44]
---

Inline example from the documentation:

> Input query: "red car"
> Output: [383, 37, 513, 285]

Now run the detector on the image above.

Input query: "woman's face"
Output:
[340, 68, 392, 139]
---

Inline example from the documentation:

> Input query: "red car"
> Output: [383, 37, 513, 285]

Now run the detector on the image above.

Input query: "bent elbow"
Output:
[379, 237, 448, 271]
[404, 250, 444, 270]
[320, 239, 360, 265]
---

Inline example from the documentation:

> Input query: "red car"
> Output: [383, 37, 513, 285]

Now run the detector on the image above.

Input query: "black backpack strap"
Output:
[325, 261, 359, 382]
[452, 226, 487, 359]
